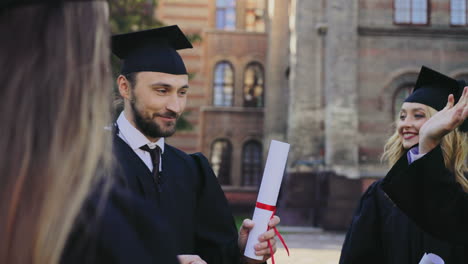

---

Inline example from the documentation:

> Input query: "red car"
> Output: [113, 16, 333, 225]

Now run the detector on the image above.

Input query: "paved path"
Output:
[265, 229, 346, 264]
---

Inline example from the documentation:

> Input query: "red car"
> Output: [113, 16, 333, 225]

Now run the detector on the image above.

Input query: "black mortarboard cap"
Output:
[405, 66, 467, 132]
[112, 25, 193, 75]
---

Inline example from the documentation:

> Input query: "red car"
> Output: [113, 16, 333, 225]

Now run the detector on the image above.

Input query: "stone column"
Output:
[263, 0, 290, 146]
[324, 0, 359, 178]
[286, 0, 326, 171]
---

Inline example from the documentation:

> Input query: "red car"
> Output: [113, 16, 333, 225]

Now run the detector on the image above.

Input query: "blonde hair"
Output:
[382, 105, 468, 192]
[0, 2, 111, 263]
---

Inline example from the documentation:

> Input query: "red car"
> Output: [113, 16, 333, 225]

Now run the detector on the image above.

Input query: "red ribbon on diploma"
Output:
[255, 202, 290, 264]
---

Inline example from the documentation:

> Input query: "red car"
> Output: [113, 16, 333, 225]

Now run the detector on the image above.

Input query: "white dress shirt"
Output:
[116, 111, 164, 172]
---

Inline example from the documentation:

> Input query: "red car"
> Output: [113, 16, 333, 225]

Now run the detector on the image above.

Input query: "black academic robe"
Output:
[382, 145, 468, 245]
[112, 135, 240, 264]
[339, 179, 467, 264]
[62, 186, 179, 264]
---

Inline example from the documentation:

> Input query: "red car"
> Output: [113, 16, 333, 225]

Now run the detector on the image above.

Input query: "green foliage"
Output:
[176, 111, 194, 131]
[110, 0, 163, 34]
[109, 0, 163, 77]
[233, 214, 252, 231]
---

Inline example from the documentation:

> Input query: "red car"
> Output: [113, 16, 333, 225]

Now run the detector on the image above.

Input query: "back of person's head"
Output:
[0, 1, 111, 263]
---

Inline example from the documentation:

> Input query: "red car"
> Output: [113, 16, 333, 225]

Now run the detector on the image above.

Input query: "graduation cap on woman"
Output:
[405, 66, 468, 132]
[111, 25, 193, 75]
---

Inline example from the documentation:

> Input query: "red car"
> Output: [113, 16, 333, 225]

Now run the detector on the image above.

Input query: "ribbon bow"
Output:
[255, 202, 290, 264]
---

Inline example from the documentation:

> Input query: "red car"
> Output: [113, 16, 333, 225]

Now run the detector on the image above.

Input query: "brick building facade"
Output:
[157, 0, 468, 229]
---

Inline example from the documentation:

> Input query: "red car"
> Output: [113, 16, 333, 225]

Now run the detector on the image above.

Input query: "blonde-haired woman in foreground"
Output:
[0, 1, 178, 263]
[339, 66, 468, 264]
[382, 81, 468, 246]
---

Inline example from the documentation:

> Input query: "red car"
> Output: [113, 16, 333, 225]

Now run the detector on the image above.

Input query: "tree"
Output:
[110, 0, 163, 34]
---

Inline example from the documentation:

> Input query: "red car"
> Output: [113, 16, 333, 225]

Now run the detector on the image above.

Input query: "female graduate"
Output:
[381, 82, 468, 245]
[339, 66, 468, 264]
[0, 1, 178, 263]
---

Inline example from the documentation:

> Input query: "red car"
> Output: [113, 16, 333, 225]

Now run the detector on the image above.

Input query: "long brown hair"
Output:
[0, 2, 111, 263]
[382, 105, 468, 191]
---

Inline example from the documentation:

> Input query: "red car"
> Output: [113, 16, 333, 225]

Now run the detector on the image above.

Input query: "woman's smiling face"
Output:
[397, 102, 430, 149]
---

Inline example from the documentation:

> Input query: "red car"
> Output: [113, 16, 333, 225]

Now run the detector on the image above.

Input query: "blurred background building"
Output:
[144, 0, 468, 229]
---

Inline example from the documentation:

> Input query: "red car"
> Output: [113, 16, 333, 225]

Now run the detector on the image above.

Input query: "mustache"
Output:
[154, 111, 179, 119]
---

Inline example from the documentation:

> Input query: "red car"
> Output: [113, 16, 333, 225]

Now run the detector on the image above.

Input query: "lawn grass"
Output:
[233, 214, 250, 231]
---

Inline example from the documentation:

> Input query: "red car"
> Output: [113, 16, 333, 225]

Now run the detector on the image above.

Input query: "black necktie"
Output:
[140, 145, 161, 187]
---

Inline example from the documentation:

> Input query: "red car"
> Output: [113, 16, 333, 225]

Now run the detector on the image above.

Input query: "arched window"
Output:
[394, 0, 428, 25]
[216, 0, 236, 30]
[242, 140, 262, 187]
[451, 0, 467, 26]
[210, 139, 232, 185]
[245, 0, 265, 32]
[213, 62, 234, 107]
[393, 85, 413, 118]
[243, 62, 264, 107]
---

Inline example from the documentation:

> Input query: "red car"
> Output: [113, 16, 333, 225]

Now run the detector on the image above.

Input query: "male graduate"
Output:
[111, 25, 280, 264]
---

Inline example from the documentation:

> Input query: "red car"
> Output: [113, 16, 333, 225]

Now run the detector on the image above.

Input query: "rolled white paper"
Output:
[244, 140, 290, 260]
[419, 253, 445, 264]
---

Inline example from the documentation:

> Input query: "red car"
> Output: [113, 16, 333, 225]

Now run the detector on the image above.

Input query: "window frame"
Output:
[216, 0, 237, 30]
[241, 140, 263, 187]
[213, 61, 235, 107]
[242, 62, 265, 108]
[244, 0, 266, 32]
[393, 0, 430, 26]
[450, 0, 468, 26]
[392, 84, 414, 119]
[210, 139, 233, 186]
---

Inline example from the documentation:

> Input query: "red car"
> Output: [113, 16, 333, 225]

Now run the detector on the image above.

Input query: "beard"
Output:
[130, 97, 179, 139]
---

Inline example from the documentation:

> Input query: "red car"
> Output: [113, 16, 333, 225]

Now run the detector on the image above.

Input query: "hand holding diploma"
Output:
[243, 140, 290, 263]
[238, 216, 281, 263]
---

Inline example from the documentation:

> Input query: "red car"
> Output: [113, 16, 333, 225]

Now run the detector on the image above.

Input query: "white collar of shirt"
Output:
[116, 111, 165, 172]
[116, 111, 165, 153]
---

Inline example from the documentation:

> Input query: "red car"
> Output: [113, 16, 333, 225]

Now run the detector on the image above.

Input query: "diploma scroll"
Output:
[419, 253, 444, 264]
[244, 140, 290, 260]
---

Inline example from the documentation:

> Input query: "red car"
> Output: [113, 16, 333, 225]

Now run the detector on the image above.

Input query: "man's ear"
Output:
[117, 75, 131, 100]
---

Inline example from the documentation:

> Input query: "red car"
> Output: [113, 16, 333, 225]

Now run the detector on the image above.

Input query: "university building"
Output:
[158, 0, 468, 229]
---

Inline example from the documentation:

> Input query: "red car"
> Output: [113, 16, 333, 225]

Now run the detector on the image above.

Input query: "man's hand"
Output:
[177, 254, 207, 264]
[238, 215, 281, 263]
[419, 86, 468, 154]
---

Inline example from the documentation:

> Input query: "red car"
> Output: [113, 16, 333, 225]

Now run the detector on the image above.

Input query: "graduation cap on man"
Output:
[405, 66, 468, 132]
[112, 25, 193, 75]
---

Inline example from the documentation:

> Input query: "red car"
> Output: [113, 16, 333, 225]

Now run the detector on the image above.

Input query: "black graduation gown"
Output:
[62, 186, 179, 264]
[382, 145, 468, 245]
[112, 135, 240, 263]
[339, 179, 467, 264]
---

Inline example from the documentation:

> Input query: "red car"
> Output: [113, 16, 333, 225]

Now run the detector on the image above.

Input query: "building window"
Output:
[245, 0, 265, 32]
[243, 62, 264, 107]
[393, 85, 413, 118]
[210, 139, 232, 185]
[394, 0, 428, 25]
[242, 140, 262, 187]
[216, 0, 236, 30]
[451, 0, 467, 25]
[213, 61, 234, 107]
